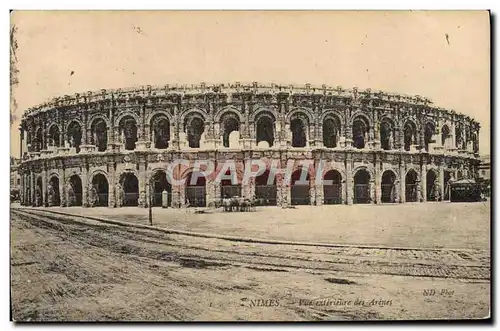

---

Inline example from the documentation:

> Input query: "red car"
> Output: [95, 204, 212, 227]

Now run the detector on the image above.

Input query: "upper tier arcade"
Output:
[19, 82, 481, 159]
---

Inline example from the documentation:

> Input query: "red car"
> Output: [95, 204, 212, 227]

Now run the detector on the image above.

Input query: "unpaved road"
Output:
[10, 209, 490, 321]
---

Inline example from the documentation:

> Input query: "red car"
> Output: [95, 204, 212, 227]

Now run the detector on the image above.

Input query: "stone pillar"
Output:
[314, 160, 324, 206]
[345, 154, 352, 205]
[59, 168, 66, 207]
[309, 176, 316, 205]
[246, 177, 256, 199]
[421, 162, 427, 202]
[399, 159, 406, 203]
[82, 166, 88, 207]
[374, 154, 381, 204]
[439, 163, 445, 202]
[171, 184, 182, 208]
[138, 158, 147, 208]
[168, 122, 176, 149]
[30, 171, 35, 207]
[19, 172, 24, 204]
[344, 122, 353, 148]
[41, 167, 47, 207]
[276, 173, 285, 207]
[108, 162, 116, 207]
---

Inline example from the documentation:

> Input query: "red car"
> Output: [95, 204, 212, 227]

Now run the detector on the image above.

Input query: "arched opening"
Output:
[291, 118, 307, 147]
[35, 177, 43, 206]
[184, 116, 204, 148]
[121, 173, 139, 206]
[323, 116, 341, 148]
[291, 169, 310, 205]
[323, 170, 342, 204]
[185, 172, 206, 207]
[35, 128, 43, 152]
[255, 169, 277, 206]
[119, 116, 138, 151]
[151, 115, 170, 149]
[403, 122, 417, 151]
[47, 176, 60, 206]
[220, 169, 241, 198]
[48, 125, 60, 148]
[424, 122, 435, 152]
[68, 175, 83, 206]
[405, 170, 418, 202]
[256, 114, 275, 147]
[426, 170, 438, 201]
[91, 118, 108, 152]
[91, 173, 109, 207]
[221, 113, 240, 148]
[151, 170, 172, 207]
[352, 117, 368, 149]
[354, 169, 371, 204]
[441, 125, 450, 149]
[457, 170, 463, 180]
[67, 121, 82, 153]
[381, 170, 397, 203]
[380, 120, 394, 151]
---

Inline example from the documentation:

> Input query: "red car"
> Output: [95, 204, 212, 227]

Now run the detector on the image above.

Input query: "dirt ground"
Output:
[37, 201, 491, 249]
[10, 206, 490, 321]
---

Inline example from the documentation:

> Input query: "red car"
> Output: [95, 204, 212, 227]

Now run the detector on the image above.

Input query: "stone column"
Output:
[108, 162, 116, 207]
[314, 159, 324, 206]
[30, 171, 35, 207]
[439, 163, 445, 202]
[369, 179, 376, 204]
[309, 176, 316, 205]
[275, 173, 282, 207]
[82, 166, 88, 207]
[246, 177, 256, 199]
[399, 159, 406, 203]
[420, 162, 427, 202]
[345, 154, 353, 205]
[138, 158, 147, 208]
[41, 166, 47, 207]
[19, 173, 24, 205]
[171, 184, 181, 208]
[344, 121, 353, 148]
[59, 167, 66, 207]
[374, 154, 381, 204]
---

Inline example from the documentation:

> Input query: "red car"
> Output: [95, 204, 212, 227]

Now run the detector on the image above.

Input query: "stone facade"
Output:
[17, 83, 481, 208]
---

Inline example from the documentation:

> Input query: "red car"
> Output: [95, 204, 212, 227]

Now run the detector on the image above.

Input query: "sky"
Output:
[10, 10, 491, 156]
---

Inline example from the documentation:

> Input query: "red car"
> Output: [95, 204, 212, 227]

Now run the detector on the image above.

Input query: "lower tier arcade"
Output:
[19, 149, 480, 209]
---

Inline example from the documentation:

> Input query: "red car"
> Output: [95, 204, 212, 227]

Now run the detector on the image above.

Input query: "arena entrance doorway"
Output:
[122, 173, 139, 206]
[381, 170, 396, 203]
[92, 173, 109, 207]
[151, 170, 171, 207]
[185, 172, 206, 207]
[291, 169, 310, 205]
[354, 169, 371, 204]
[220, 169, 241, 198]
[255, 170, 277, 206]
[323, 170, 342, 204]
[48, 176, 61, 206]
[405, 170, 418, 202]
[426, 170, 438, 201]
[69, 175, 83, 206]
